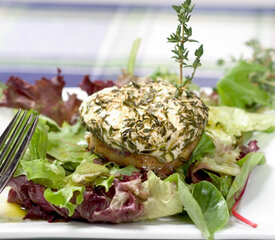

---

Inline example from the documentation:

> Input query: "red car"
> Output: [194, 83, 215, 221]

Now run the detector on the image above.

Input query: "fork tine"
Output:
[0, 110, 27, 159]
[0, 113, 35, 173]
[0, 109, 22, 147]
[0, 114, 39, 193]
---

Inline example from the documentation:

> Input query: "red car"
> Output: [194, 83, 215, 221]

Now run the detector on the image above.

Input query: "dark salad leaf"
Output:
[8, 175, 145, 223]
[0, 70, 82, 126]
[238, 140, 260, 160]
[79, 75, 115, 96]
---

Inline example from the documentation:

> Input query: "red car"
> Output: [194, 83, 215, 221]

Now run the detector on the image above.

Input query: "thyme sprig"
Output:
[168, 0, 204, 91]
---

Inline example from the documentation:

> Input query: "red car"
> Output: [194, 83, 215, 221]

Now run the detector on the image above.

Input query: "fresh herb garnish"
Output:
[167, 0, 204, 90]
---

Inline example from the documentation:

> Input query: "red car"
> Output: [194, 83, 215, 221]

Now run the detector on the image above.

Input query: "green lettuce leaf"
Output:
[38, 114, 61, 132]
[226, 152, 266, 210]
[217, 61, 271, 110]
[22, 119, 49, 161]
[207, 106, 275, 144]
[44, 185, 84, 216]
[140, 171, 182, 220]
[94, 175, 115, 192]
[166, 173, 229, 240]
[109, 164, 140, 176]
[47, 121, 93, 171]
[14, 118, 66, 189]
[16, 159, 66, 189]
[69, 158, 109, 185]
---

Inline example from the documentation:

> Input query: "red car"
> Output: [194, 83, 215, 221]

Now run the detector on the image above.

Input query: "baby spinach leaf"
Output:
[166, 174, 229, 240]
[190, 132, 216, 162]
[193, 181, 229, 236]
[180, 132, 215, 175]
[204, 171, 233, 198]
[166, 173, 211, 239]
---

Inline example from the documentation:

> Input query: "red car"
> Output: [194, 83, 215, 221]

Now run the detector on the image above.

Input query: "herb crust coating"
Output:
[80, 80, 208, 163]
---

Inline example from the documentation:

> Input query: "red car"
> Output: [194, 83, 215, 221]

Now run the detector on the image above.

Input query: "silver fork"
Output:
[0, 109, 39, 193]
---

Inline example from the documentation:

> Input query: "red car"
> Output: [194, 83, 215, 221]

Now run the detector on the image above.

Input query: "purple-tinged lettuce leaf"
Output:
[0, 71, 81, 126]
[8, 175, 145, 223]
[238, 140, 259, 160]
[79, 75, 115, 96]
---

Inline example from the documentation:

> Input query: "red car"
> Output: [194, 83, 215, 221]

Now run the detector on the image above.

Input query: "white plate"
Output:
[0, 88, 275, 239]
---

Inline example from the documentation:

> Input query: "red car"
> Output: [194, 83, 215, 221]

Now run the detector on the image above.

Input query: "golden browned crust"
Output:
[87, 134, 199, 175]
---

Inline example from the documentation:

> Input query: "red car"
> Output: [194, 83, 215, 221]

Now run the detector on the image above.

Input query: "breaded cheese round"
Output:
[79, 80, 208, 163]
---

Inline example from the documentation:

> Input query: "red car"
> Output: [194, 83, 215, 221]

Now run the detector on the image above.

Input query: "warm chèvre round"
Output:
[80, 80, 208, 167]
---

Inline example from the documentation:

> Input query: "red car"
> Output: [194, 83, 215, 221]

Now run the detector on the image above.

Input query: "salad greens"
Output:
[68, 158, 109, 185]
[0, 1, 274, 239]
[204, 171, 233, 198]
[189, 132, 216, 162]
[226, 152, 266, 210]
[15, 159, 66, 189]
[193, 181, 229, 239]
[47, 121, 93, 171]
[217, 61, 271, 110]
[141, 171, 182, 220]
[166, 174, 229, 240]
[9, 113, 269, 239]
[217, 39, 275, 111]
[207, 106, 275, 145]
[44, 186, 85, 217]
